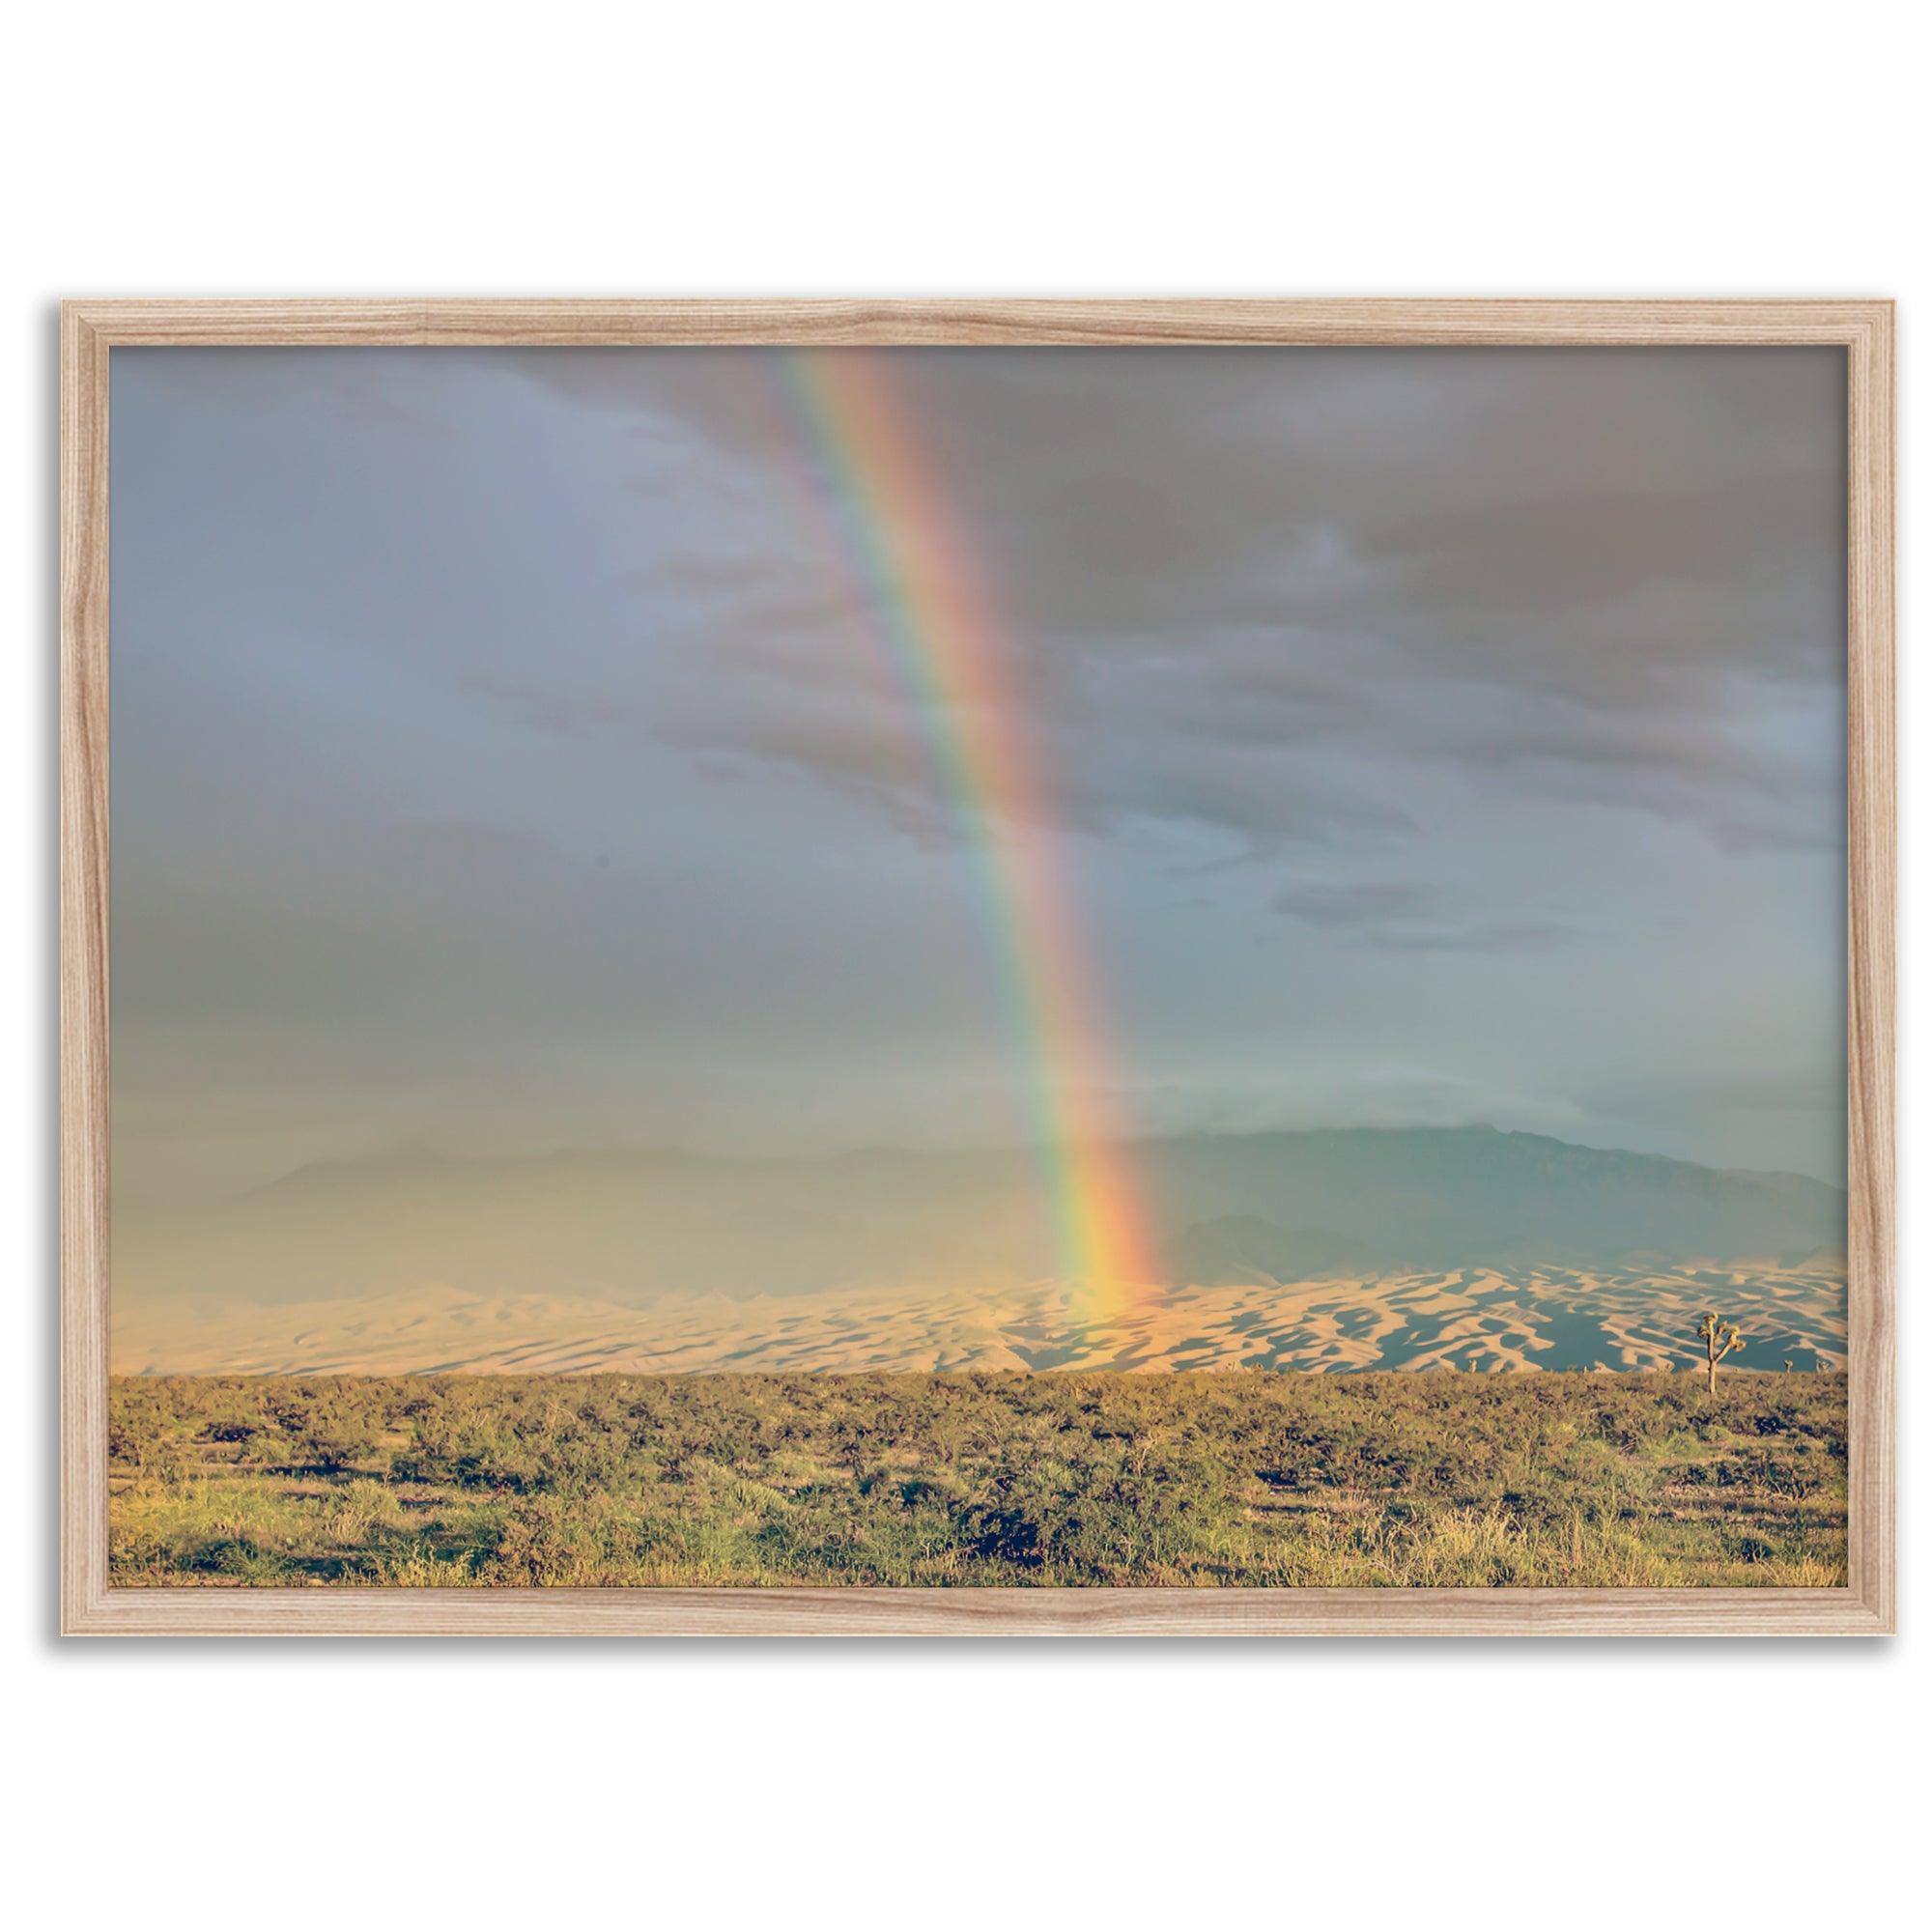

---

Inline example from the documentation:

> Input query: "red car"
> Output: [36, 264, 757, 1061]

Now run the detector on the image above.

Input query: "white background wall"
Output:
[4, 6, 1920, 1925]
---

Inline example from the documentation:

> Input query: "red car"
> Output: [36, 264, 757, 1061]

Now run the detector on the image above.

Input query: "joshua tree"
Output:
[1695, 1312, 1747, 1394]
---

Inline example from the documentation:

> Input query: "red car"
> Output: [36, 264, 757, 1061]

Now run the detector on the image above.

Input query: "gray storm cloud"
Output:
[109, 343, 1848, 1204]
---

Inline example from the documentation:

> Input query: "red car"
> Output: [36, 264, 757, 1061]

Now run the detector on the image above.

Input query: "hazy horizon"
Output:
[223, 1117, 1844, 1200]
[112, 343, 1850, 1241]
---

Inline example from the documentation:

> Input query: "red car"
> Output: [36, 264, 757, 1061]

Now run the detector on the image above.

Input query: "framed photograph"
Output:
[61, 299, 1894, 1635]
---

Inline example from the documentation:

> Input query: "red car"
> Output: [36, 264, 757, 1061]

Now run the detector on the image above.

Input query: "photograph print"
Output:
[101, 335, 1855, 1593]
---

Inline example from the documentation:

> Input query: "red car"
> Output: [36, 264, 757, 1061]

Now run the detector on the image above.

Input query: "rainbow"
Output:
[752, 348, 1161, 1314]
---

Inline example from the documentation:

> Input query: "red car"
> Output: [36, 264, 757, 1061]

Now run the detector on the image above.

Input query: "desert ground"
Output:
[108, 1369, 1849, 1588]
[105, 1127, 1848, 1589]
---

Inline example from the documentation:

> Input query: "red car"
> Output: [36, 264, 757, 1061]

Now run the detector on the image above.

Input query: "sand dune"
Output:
[112, 1258, 1847, 1378]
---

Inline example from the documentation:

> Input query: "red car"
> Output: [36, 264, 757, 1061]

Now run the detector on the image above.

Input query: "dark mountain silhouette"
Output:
[116, 1124, 1846, 1311]
[1140, 1125, 1844, 1273]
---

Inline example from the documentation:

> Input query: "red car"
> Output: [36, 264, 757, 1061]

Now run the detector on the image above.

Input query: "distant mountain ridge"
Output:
[1144, 1124, 1844, 1274]
[117, 1124, 1847, 1311]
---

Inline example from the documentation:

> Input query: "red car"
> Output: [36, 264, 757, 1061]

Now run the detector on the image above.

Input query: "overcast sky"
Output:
[111, 345, 1847, 1203]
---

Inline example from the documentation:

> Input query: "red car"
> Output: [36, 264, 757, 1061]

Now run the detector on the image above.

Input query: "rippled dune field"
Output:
[113, 1257, 1846, 1378]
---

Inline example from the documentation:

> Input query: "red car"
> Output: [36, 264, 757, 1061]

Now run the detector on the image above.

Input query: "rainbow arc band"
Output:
[761, 348, 1160, 1314]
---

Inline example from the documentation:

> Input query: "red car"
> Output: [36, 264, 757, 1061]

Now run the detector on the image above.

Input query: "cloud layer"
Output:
[109, 344, 1848, 1199]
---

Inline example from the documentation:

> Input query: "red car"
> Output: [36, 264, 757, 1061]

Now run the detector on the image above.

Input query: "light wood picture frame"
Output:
[61, 298, 1895, 1636]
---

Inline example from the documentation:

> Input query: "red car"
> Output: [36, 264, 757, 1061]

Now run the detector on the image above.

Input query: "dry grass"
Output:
[107, 1369, 1848, 1588]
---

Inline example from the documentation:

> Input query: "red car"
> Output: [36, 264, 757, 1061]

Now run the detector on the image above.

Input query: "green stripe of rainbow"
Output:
[759, 349, 1160, 1312]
